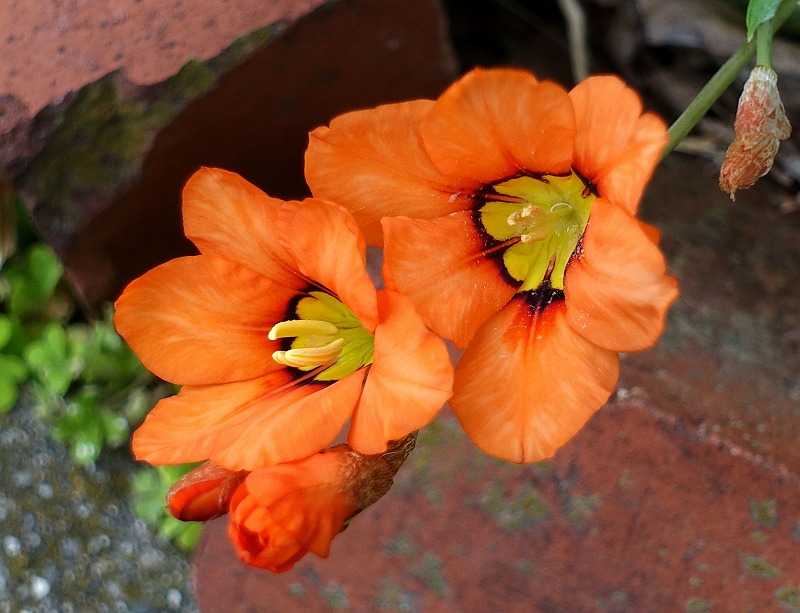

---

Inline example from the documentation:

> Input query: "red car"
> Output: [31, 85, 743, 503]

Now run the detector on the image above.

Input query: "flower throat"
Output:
[268, 291, 374, 382]
[478, 171, 594, 292]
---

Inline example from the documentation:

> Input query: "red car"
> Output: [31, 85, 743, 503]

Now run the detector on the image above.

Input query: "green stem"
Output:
[662, 0, 798, 158]
[756, 21, 773, 68]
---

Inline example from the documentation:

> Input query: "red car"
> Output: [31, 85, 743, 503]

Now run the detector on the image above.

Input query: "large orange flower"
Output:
[306, 69, 678, 463]
[114, 168, 452, 469]
[228, 444, 398, 572]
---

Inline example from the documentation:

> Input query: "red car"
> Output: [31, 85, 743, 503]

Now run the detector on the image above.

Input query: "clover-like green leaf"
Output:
[132, 463, 202, 550]
[6, 244, 63, 317]
[0, 316, 12, 350]
[24, 322, 75, 395]
[0, 377, 18, 414]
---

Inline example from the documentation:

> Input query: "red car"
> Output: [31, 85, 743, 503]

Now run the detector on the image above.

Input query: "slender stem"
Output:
[756, 21, 774, 68]
[662, 0, 798, 158]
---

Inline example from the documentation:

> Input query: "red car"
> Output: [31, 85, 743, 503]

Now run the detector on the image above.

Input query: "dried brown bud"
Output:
[719, 66, 791, 200]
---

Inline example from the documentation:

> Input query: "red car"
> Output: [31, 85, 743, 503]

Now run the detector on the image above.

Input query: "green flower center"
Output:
[478, 171, 595, 291]
[268, 291, 374, 382]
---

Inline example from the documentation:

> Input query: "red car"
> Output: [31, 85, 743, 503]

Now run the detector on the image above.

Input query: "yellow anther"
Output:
[268, 319, 338, 341]
[271, 338, 345, 369]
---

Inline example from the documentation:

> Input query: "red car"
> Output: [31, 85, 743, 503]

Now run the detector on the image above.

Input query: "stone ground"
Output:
[0, 398, 197, 613]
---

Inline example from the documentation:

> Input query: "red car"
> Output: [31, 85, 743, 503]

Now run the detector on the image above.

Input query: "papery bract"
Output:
[719, 66, 791, 199]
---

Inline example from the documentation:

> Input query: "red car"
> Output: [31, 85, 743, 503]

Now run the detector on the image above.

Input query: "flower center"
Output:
[268, 291, 374, 381]
[478, 171, 594, 291]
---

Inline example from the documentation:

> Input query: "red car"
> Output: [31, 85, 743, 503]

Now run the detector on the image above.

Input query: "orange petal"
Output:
[278, 199, 378, 330]
[167, 462, 244, 521]
[570, 78, 667, 213]
[349, 290, 453, 454]
[382, 212, 516, 347]
[595, 113, 668, 214]
[638, 218, 662, 245]
[565, 200, 679, 352]
[114, 255, 294, 385]
[182, 167, 305, 288]
[132, 369, 366, 470]
[305, 100, 467, 245]
[420, 68, 575, 185]
[451, 298, 619, 463]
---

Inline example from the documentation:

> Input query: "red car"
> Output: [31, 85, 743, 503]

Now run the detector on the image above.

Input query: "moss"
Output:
[750, 499, 779, 528]
[374, 579, 415, 612]
[686, 598, 713, 613]
[565, 493, 601, 528]
[479, 482, 549, 531]
[320, 581, 350, 610]
[288, 582, 305, 598]
[411, 552, 448, 597]
[384, 533, 416, 558]
[775, 585, 800, 611]
[751, 530, 769, 543]
[19, 23, 281, 239]
[742, 554, 782, 579]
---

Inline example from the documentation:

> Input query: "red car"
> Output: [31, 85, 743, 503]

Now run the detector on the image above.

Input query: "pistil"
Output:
[478, 172, 594, 291]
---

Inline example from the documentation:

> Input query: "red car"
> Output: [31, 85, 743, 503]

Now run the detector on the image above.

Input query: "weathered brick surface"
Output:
[4, 0, 455, 308]
[0, 0, 325, 120]
[194, 403, 800, 612]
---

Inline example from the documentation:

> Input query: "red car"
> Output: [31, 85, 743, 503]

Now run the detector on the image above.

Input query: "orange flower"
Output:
[306, 69, 678, 463]
[228, 443, 402, 572]
[114, 168, 452, 469]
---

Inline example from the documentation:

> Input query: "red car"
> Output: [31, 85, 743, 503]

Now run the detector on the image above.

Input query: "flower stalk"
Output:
[663, 0, 798, 158]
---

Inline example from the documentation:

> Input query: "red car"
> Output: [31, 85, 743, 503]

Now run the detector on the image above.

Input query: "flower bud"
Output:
[228, 437, 414, 573]
[719, 66, 791, 199]
[167, 462, 245, 521]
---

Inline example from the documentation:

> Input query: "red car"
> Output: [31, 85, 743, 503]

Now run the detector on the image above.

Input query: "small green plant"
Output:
[0, 230, 167, 465]
[0, 242, 67, 413]
[132, 464, 203, 551]
[0, 199, 196, 552]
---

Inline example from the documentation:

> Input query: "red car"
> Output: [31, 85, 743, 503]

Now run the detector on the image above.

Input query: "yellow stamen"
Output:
[271, 338, 344, 369]
[268, 319, 338, 341]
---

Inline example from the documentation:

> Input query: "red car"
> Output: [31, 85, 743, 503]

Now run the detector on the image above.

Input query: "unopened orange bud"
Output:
[167, 462, 245, 521]
[719, 66, 791, 200]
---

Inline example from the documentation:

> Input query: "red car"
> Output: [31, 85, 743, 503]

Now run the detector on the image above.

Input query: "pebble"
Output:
[167, 589, 182, 609]
[30, 576, 50, 600]
[3, 536, 21, 557]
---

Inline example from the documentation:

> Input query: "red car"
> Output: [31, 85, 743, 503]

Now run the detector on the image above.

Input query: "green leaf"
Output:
[7, 270, 40, 317]
[131, 463, 201, 550]
[24, 323, 74, 395]
[132, 468, 166, 525]
[0, 188, 18, 269]
[70, 423, 103, 465]
[746, 0, 782, 40]
[0, 354, 27, 382]
[26, 244, 63, 301]
[0, 377, 19, 414]
[0, 316, 12, 349]
[99, 408, 129, 448]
